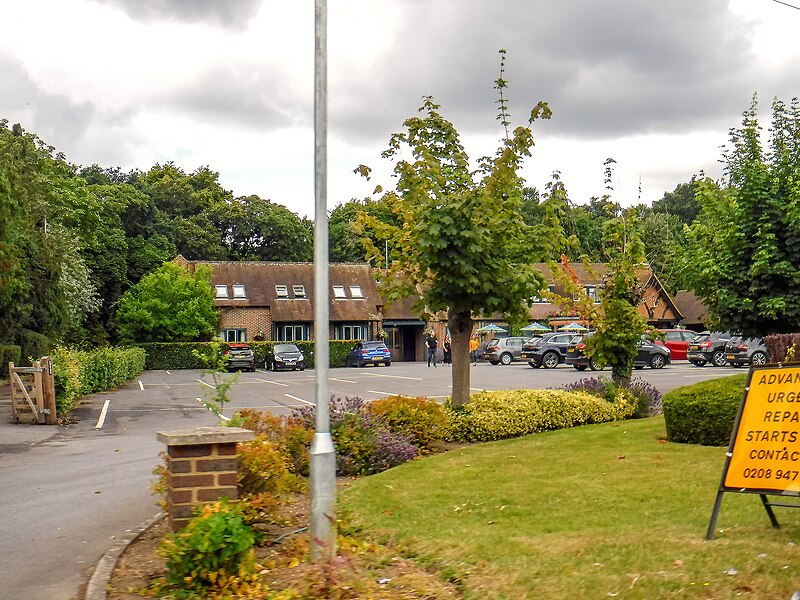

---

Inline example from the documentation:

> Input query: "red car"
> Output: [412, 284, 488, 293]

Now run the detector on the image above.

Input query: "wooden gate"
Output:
[8, 357, 57, 425]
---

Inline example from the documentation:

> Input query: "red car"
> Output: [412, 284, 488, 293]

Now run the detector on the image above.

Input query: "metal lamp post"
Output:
[310, 0, 337, 561]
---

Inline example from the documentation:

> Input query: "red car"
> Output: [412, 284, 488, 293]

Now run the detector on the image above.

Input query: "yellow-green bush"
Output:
[445, 389, 636, 443]
[237, 436, 307, 497]
[367, 395, 447, 451]
[52, 346, 145, 415]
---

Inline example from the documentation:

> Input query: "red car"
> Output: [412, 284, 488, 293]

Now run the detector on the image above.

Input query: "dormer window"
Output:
[349, 285, 363, 298]
[293, 285, 306, 298]
[275, 285, 289, 298]
[332, 285, 346, 298]
[215, 285, 228, 298]
[232, 284, 246, 298]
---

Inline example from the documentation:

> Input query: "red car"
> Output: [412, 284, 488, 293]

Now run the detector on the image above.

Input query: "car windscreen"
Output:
[274, 344, 299, 353]
[362, 342, 386, 349]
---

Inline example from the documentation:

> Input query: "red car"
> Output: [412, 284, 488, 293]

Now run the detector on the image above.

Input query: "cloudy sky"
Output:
[2, 0, 800, 218]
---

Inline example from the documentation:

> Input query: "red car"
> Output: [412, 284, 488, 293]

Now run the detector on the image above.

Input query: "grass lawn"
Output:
[340, 417, 800, 599]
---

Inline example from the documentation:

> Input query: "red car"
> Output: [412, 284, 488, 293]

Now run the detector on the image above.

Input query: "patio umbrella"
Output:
[558, 322, 589, 332]
[521, 322, 551, 333]
[476, 323, 507, 334]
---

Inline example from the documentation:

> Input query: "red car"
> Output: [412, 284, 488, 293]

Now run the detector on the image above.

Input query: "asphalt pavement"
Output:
[0, 360, 741, 600]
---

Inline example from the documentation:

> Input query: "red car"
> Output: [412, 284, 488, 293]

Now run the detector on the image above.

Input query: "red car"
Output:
[655, 329, 696, 361]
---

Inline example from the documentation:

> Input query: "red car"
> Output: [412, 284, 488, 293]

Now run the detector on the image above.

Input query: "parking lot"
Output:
[117, 359, 741, 425]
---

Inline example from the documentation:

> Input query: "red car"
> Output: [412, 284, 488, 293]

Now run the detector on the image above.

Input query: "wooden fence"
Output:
[8, 357, 57, 425]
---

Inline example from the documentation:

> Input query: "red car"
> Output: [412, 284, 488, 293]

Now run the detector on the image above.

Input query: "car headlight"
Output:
[275, 356, 285, 362]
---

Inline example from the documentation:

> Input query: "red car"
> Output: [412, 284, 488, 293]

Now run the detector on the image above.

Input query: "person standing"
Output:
[443, 336, 452, 365]
[469, 334, 479, 366]
[426, 331, 438, 367]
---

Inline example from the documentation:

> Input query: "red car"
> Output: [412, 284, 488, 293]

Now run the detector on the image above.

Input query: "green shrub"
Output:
[159, 500, 257, 598]
[137, 340, 353, 370]
[0, 345, 21, 377]
[18, 330, 51, 364]
[663, 374, 747, 446]
[52, 346, 146, 415]
[234, 409, 314, 476]
[237, 436, 306, 497]
[445, 389, 636, 443]
[367, 395, 447, 451]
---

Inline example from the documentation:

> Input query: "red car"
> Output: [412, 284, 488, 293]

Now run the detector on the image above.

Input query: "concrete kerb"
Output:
[85, 512, 165, 600]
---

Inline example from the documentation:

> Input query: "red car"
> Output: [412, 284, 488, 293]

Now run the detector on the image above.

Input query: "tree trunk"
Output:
[448, 309, 473, 407]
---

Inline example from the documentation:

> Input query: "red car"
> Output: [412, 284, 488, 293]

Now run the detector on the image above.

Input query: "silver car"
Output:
[484, 337, 529, 365]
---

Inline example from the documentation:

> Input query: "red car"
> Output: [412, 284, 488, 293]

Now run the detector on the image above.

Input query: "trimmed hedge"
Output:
[137, 340, 355, 370]
[662, 374, 747, 446]
[444, 389, 636, 443]
[1, 345, 22, 377]
[52, 346, 146, 415]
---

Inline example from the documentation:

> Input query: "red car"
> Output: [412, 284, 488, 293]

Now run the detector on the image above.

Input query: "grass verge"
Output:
[340, 417, 800, 599]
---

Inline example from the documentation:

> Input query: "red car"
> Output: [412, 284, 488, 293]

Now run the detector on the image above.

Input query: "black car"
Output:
[565, 334, 670, 370]
[686, 331, 733, 367]
[521, 332, 578, 369]
[346, 340, 392, 367]
[225, 342, 255, 372]
[265, 343, 306, 371]
[725, 336, 769, 367]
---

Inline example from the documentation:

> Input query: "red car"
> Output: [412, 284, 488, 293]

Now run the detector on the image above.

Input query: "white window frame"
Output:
[293, 284, 306, 298]
[277, 324, 309, 341]
[221, 328, 246, 342]
[232, 284, 246, 298]
[332, 285, 346, 298]
[349, 285, 363, 298]
[533, 284, 556, 303]
[275, 284, 289, 298]
[215, 285, 229, 298]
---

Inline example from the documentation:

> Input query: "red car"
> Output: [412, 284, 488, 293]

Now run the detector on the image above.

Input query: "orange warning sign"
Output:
[724, 366, 800, 493]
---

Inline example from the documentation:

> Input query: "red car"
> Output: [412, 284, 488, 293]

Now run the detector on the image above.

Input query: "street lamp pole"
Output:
[310, 0, 336, 561]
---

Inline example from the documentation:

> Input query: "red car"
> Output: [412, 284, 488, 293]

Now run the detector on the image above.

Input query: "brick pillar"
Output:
[156, 427, 255, 531]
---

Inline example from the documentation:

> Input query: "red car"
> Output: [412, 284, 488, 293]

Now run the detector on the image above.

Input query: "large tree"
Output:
[683, 95, 800, 336]
[115, 262, 218, 342]
[357, 54, 554, 405]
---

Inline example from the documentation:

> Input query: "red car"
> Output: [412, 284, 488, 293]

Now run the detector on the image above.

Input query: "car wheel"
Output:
[589, 359, 602, 371]
[689, 359, 706, 367]
[574, 365, 588, 371]
[650, 354, 666, 369]
[750, 351, 768, 366]
[384, 361, 391, 366]
[542, 352, 559, 369]
[528, 361, 540, 369]
[712, 350, 727, 367]
[500, 353, 513, 365]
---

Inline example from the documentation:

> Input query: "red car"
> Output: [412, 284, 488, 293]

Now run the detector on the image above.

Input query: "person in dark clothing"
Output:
[426, 332, 438, 367]
[443, 337, 452, 364]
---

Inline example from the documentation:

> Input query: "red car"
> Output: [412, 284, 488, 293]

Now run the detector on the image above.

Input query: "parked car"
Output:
[225, 342, 255, 372]
[725, 336, 769, 367]
[565, 334, 671, 370]
[521, 332, 579, 368]
[346, 340, 392, 367]
[484, 336, 529, 365]
[686, 331, 733, 367]
[655, 329, 696, 360]
[265, 343, 306, 371]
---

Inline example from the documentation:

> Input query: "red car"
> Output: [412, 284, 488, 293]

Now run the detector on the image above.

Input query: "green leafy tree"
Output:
[116, 262, 218, 342]
[329, 196, 399, 264]
[683, 95, 800, 336]
[357, 51, 553, 406]
[652, 177, 701, 225]
[586, 210, 650, 381]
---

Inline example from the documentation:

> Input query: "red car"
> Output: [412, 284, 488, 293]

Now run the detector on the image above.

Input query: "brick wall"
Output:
[157, 427, 255, 531]
[218, 307, 273, 341]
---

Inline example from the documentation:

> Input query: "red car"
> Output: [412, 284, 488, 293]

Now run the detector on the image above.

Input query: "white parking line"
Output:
[197, 378, 216, 389]
[94, 399, 110, 429]
[284, 393, 314, 405]
[253, 378, 290, 387]
[165, 370, 171, 375]
[367, 390, 404, 396]
[329, 378, 358, 384]
[138, 380, 144, 391]
[366, 373, 423, 381]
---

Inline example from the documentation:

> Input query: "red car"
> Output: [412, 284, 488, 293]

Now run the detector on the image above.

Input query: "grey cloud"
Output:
[88, 0, 261, 29]
[332, 0, 796, 146]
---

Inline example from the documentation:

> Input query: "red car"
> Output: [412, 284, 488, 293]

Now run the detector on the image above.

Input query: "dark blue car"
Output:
[346, 341, 392, 367]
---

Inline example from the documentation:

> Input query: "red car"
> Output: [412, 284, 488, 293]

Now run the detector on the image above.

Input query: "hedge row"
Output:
[136, 340, 355, 371]
[52, 346, 146, 415]
[445, 389, 636, 443]
[662, 374, 747, 446]
[1, 345, 22, 378]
